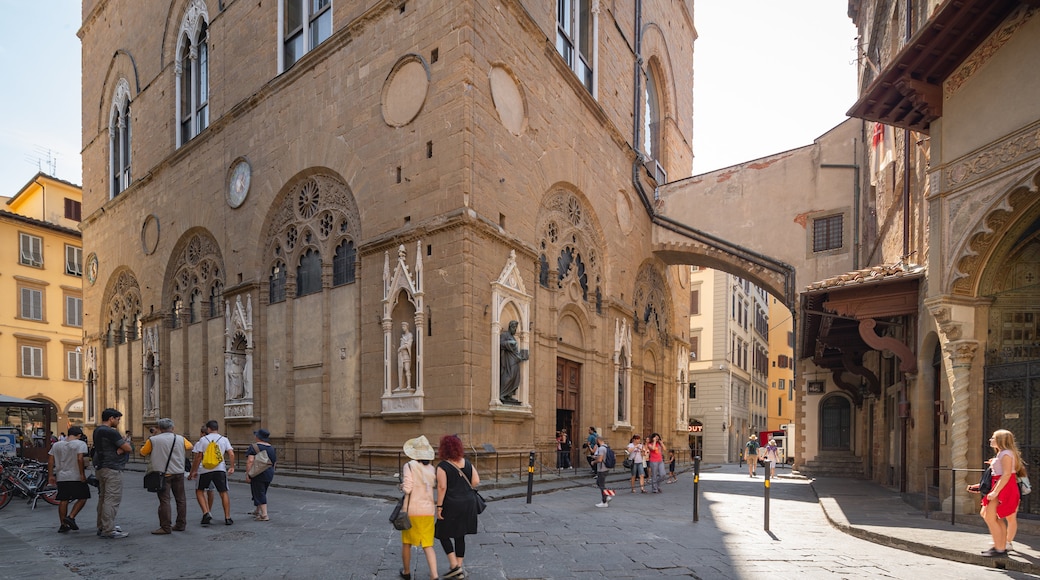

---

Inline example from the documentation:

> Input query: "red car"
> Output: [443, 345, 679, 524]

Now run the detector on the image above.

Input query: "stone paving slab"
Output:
[0, 464, 1037, 578]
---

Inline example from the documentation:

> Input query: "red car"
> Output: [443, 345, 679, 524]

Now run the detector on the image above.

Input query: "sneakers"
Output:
[201, 513, 213, 525]
[442, 565, 464, 578]
[63, 517, 79, 530]
[225, 518, 234, 526]
[595, 502, 609, 508]
[100, 530, 130, 539]
[605, 495, 613, 502]
[58, 524, 71, 533]
[981, 547, 1007, 557]
[97, 525, 122, 537]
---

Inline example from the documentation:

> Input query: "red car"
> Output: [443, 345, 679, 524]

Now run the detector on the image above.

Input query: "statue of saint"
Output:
[499, 320, 527, 403]
[397, 322, 414, 391]
[227, 353, 246, 400]
[143, 360, 156, 415]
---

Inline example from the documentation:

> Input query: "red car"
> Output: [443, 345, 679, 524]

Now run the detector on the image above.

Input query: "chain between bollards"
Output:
[526, 451, 535, 504]
[764, 469, 771, 531]
[692, 455, 701, 523]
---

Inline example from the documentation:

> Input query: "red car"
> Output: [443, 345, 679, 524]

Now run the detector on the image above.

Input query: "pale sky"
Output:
[0, 1, 82, 197]
[693, 1, 859, 174]
[0, 1, 858, 196]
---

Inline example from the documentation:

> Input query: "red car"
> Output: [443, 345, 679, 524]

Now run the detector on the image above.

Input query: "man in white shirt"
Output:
[47, 426, 90, 533]
[188, 419, 236, 525]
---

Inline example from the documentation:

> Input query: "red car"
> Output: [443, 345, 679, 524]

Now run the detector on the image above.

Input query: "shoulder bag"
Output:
[390, 493, 412, 530]
[1019, 475, 1032, 496]
[247, 443, 274, 478]
[144, 435, 176, 493]
[390, 461, 413, 530]
[452, 460, 486, 514]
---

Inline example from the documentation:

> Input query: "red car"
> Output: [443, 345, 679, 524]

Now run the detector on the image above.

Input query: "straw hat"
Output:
[403, 435, 435, 461]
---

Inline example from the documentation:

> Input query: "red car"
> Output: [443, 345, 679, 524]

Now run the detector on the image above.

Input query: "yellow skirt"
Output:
[401, 515, 435, 547]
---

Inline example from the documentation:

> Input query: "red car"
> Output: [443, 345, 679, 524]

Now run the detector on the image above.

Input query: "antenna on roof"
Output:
[23, 146, 59, 176]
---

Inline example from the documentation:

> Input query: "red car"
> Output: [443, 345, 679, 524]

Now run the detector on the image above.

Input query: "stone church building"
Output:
[78, 0, 701, 464]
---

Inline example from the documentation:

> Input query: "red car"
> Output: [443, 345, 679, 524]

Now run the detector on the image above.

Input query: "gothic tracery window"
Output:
[167, 233, 225, 327]
[265, 174, 361, 303]
[177, 1, 209, 146]
[537, 191, 604, 314]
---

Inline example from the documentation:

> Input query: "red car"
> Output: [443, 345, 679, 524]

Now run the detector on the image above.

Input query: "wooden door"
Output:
[643, 382, 655, 436]
[556, 358, 581, 422]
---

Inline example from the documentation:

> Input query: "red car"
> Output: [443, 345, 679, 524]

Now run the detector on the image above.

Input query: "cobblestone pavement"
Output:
[0, 464, 1036, 579]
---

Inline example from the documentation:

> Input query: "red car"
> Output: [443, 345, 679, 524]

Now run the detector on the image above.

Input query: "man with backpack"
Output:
[188, 420, 236, 526]
[93, 408, 133, 538]
[592, 436, 615, 508]
[744, 435, 760, 478]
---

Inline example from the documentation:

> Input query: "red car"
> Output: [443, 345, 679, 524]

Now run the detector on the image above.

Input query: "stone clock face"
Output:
[228, 159, 251, 208]
[87, 253, 98, 286]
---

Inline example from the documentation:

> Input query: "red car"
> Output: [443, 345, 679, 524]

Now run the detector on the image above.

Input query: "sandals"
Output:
[640, 487, 647, 493]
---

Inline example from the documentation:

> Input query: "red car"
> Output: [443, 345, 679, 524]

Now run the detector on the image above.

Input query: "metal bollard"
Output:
[526, 451, 535, 504]
[693, 456, 701, 523]
[764, 470, 771, 531]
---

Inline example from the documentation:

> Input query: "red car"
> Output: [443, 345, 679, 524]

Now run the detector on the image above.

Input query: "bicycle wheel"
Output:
[0, 481, 13, 511]
[40, 485, 61, 506]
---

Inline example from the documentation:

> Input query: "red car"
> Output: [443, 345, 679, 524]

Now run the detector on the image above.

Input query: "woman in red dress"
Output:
[975, 429, 1024, 556]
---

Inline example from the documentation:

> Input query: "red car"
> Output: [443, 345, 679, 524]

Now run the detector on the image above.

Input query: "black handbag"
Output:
[623, 458, 634, 470]
[451, 460, 487, 514]
[979, 465, 994, 495]
[143, 471, 165, 492]
[390, 494, 412, 530]
[144, 435, 177, 493]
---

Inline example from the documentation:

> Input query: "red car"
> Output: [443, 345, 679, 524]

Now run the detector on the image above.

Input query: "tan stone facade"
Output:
[78, 1, 697, 464]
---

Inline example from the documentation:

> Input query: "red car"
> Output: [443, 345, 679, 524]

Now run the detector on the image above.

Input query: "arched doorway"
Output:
[820, 396, 851, 450]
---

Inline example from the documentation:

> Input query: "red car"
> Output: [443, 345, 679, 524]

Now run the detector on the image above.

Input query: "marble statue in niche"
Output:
[397, 322, 413, 391]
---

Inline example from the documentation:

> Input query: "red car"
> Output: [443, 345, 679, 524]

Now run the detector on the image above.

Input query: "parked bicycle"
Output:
[0, 457, 60, 510]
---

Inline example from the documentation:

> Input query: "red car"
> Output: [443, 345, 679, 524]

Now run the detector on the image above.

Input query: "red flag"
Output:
[871, 122, 884, 148]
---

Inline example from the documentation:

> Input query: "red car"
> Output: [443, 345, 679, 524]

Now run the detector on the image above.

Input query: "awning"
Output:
[0, 394, 48, 406]
[800, 264, 924, 404]
[846, 0, 1030, 132]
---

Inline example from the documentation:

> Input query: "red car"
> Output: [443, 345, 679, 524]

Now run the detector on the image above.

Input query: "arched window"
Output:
[643, 68, 661, 163]
[617, 351, 629, 422]
[177, 10, 209, 145]
[110, 80, 132, 198]
[171, 297, 183, 329]
[296, 249, 322, 296]
[333, 240, 356, 286]
[269, 262, 287, 303]
[189, 288, 202, 323]
[209, 281, 223, 318]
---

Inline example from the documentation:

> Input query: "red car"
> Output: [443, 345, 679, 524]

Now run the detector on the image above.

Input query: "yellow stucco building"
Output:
[766, 295, 793, 432]
[0, 173, 85, 446]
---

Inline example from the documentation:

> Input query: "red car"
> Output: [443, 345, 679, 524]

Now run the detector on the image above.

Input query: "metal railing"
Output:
[923, 466, 985, 525]
[126, 444, 699, 482]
